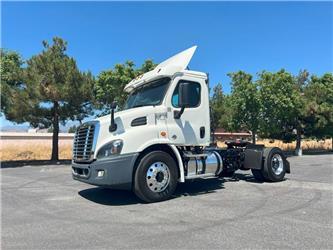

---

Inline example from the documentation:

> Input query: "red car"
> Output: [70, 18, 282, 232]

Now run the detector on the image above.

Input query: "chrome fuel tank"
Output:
[185, 151, 222, 179]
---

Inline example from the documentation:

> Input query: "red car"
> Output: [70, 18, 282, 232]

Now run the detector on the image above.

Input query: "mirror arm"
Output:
[109, 105, 117, 132]
[174, 107, 185, 119]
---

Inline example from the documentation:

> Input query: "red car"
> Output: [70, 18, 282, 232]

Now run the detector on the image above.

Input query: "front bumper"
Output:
[72, 153, 139, 190]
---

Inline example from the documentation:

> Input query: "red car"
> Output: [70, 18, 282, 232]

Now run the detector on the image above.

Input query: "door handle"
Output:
[200, 127, 205, 138]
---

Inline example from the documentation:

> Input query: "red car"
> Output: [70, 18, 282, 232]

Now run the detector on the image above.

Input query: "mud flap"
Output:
[243, 144, 265, 170]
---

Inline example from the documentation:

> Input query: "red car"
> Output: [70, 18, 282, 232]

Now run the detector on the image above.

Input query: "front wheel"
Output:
[133, 151, 178, 203]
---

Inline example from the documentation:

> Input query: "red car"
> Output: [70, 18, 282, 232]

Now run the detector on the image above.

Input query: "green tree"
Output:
[303, 73, 333, 149]
[68, 125, 78, 133]
[257, 69, 305, 154]
[4, 37, 94, 160]
[94, 60, 156, 114]
[210, 83, 233, 143]
[228, 71, 261, 144]
[0, 49, 25, 115]
[210, 83, 224, 134]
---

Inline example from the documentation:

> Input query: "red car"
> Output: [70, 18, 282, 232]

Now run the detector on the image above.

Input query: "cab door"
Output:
[165, 75, 210, 146]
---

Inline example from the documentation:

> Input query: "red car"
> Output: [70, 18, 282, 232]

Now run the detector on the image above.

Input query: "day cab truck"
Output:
[72, 46, 290, 202]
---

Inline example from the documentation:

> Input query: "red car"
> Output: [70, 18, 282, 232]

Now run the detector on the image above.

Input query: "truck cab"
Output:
[72, 46, 290, 202]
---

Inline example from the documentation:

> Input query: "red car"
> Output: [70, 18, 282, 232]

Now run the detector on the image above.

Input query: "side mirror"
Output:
[178, 82, 192, 108]
[174, 82, 191, 119]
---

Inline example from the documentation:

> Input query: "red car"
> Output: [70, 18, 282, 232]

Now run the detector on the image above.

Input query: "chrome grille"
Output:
[73, 123, 96, 162]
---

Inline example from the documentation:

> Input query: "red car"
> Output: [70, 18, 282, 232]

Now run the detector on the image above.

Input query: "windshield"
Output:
[124, 78, 170, 110]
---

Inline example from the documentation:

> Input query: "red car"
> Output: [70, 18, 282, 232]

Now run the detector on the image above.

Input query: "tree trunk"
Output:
[211, 126, 216, 146]
[51, 101, 59, 161]
[251, 131, 256, 144]
[295, 127, 302, 156]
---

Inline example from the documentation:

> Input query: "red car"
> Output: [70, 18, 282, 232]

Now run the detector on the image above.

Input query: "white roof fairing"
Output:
[124, 46, 198, 92]
[157, 45, 197, 70]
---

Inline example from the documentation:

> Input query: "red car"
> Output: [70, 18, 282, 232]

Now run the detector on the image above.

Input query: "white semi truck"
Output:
[72, 46, 290, 202]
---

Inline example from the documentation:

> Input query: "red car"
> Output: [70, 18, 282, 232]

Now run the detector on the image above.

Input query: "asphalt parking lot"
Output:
[1, 154, 333, 249]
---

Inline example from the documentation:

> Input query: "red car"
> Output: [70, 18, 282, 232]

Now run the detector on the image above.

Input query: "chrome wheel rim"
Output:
[146, 162, 170, 192]
[271, 154, 284, 175]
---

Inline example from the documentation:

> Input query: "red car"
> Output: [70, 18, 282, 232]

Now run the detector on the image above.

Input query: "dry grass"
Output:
[217, 138, 332, 151]
[258, 139, 332, 151]
[0, 140, 73, 161]
[1, 138, 332, 162]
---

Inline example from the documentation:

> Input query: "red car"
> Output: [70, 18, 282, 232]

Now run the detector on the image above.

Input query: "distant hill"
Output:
[0, 125, 29, 132]
[0, 125, 68, 133]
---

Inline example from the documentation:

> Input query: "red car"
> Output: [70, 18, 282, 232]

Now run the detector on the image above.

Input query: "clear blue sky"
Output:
[1, 1, 333, 128]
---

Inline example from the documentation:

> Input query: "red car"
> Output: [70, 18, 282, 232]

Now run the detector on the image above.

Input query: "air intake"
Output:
[72, 122, 98, 163]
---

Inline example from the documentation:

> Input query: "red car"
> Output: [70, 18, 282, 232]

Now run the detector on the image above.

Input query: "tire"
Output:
[262, 147, 287, 182]
[252, 147, 286, 182]
[133, 151, 178, 203]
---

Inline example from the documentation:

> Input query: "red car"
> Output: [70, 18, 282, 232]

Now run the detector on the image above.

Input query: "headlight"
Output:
[96, 139, 123, 159]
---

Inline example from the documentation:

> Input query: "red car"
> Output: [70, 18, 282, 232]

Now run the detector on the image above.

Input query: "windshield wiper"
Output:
[132, 104, 153, 108]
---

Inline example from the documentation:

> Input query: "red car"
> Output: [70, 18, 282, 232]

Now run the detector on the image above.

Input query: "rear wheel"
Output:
[252, 147, 286, 182]
[134, 151, 178, 203]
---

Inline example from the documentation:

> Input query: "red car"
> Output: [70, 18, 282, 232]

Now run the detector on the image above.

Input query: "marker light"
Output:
[97, 170, 104, 177]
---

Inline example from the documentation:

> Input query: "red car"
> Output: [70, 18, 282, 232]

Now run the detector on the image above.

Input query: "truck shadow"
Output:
[232, 172, 265, 183]
[1, 160, 71, 168]
[173, 178, 225, 198]
[79, 188, 140, 206]
[78, 173, 264, 206]
[173, 172, 266, 198]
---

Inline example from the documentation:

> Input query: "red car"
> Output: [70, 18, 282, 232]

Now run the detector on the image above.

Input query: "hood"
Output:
[97, 106, 150, 126]
[91, 105, 170, 156]
[96, 105, 166, 134]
